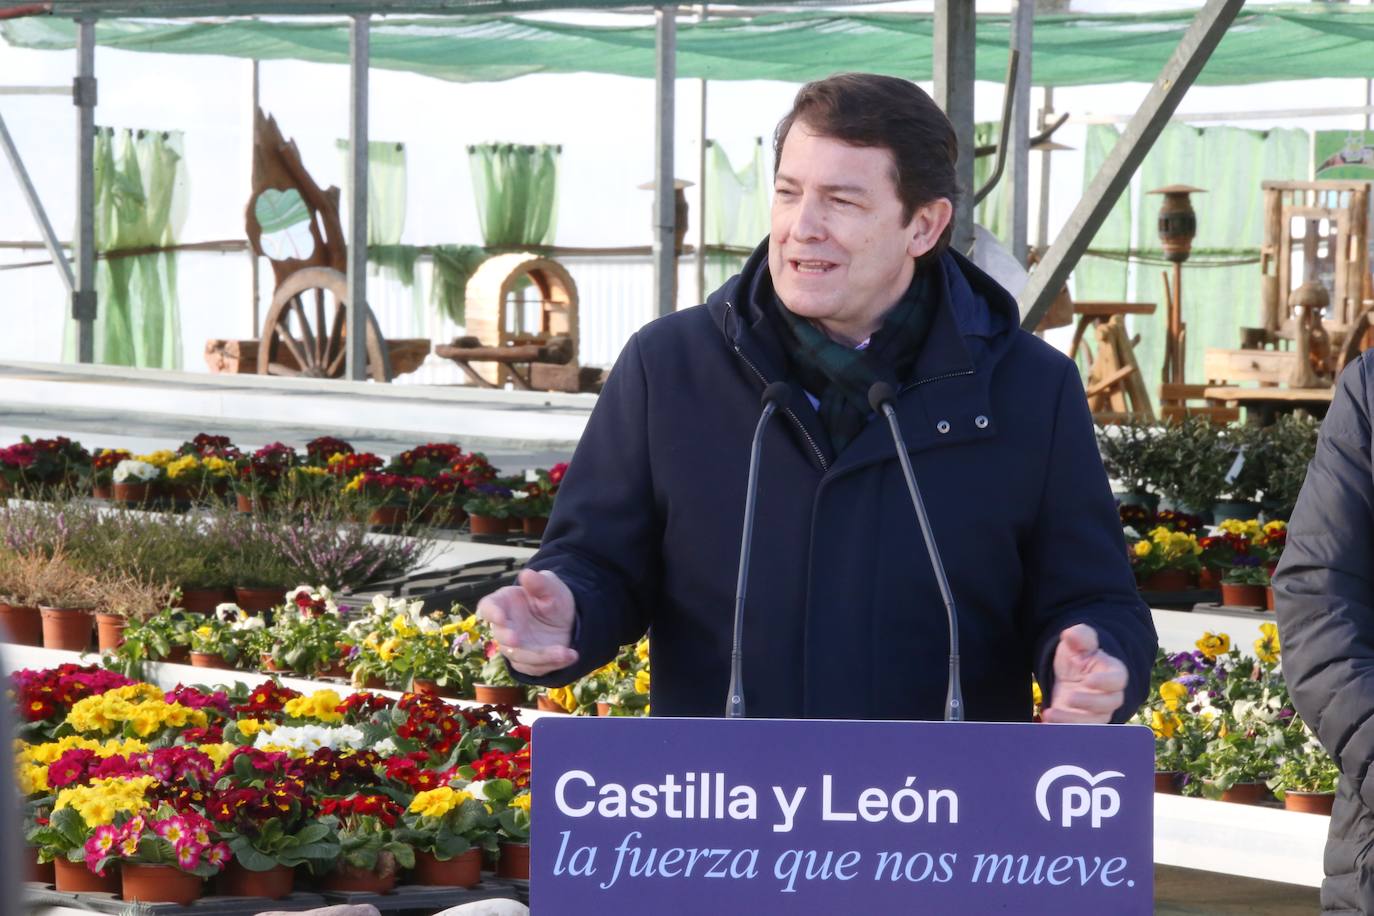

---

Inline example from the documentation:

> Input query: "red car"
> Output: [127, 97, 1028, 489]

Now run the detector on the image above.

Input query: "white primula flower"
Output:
[464, 779, 490, 801]
[254, 723, 366, 752]
[371, 738, 398, 756]
[112, 459, 158, 483]
[510, 490, 528, 500]
[214, 603, 242, 624]
[233, 616, 266, 632]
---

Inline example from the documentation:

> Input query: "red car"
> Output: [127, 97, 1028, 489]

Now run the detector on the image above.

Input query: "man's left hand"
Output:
[1041, 623, 1128, 724]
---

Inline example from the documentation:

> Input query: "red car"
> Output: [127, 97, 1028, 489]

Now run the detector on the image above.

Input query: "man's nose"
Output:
[791, 193, 827, 242]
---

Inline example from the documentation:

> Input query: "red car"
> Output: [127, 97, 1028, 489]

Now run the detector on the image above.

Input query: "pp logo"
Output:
[1035, 765, 1123, 829]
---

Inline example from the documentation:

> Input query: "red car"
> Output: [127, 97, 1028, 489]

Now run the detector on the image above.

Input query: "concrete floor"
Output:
[1155, 865, 1319, 914]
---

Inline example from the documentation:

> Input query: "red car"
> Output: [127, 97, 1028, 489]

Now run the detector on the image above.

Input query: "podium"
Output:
[531, 717, 1153, 914]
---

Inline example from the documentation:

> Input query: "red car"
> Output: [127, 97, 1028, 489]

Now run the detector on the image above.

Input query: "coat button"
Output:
[975, 415, 990, 429]
[936, 420, 951, 434]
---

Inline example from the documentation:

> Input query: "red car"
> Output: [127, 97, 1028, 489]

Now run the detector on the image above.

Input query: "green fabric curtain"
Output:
[429, 244, 489, 325]
[336, 139, 407, 248]
[1076, 123, 1309, 391]
[63, 127, 184, 369]
[971, 121, 1008, 245]
[467, 143, 559, 247]
[15, 8, 1374, 86]
[704, 138, 769, 294]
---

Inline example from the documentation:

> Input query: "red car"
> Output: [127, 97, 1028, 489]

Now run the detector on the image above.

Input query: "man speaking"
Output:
[479, 73, 1157, 724]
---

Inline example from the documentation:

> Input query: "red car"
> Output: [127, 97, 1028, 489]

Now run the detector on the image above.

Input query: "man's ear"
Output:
[906, 197, 954, 259]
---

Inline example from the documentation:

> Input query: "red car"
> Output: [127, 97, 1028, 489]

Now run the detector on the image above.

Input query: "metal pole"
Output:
[250, 58, 261, 334]
[1366, 79, 1372, 132]
[934, 0, 975, 255]
[1008, 0, 1033, 266]
[1036, 86, 1054, 250]
[654, 5, 677, 318]
[0, 111, 74, 293]
[73, 19, 96, 363]
[347, 15, 369, 381]
[1019, 0, 1246, 331]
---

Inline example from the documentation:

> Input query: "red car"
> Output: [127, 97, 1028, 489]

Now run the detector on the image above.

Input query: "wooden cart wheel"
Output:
[257, 267, 391, 382]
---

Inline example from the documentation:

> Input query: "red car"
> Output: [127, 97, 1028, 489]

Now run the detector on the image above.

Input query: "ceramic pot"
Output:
[1219, 782, 1270, 805]
[0, 603, 43, 646]
[112, 481, 152, 505]
[1139, 569, 1192, 592]
[468, 514, 508, 536]
[1220, 583, 1267, 609]
[1154, 771, 1183, 795]
[95, 613, 128, 652]
[522, 516, 549, 537]
[39, 606, 94, 651]
[474, 684, 525, 706]
[1283, 792, 1334, 816]
[178, 587, 234, 615]
[190, 651, 232, 669]
[496, 842, 530, 880]
[369, 505, 411, 528]
[219, 861, 295, 899]
[122, 862, 203, 904]
[322, 858, 396, 895]
[537, 694, 567, 713]
[412, 848, 482, 888]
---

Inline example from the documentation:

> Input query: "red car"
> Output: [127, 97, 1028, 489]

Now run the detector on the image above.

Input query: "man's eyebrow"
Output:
[773, 175, 871, 197]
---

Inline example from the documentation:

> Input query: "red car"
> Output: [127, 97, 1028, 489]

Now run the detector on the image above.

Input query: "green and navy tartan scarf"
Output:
[766, 261, 941, 455]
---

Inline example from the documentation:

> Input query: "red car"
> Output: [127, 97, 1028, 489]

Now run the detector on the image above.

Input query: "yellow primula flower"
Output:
[17, 763, 48, 795]
[283, 690, 343, 723]
[1133, 541, 1152, 558]
[1159, 680, 1188, 712]
[136, 449, 177, 468]
[327, 452, 347, 466]
[510, 792, 532, 813]
[344, 473, 365, 493]
[166, 455, 200, 479]
[379, 637, 401, 662]
[200, 743, 237, 768]
[1255, 622, 1281, 664]
[634, 670, 651, 695]
[440, 622, 460, 635]
[236, 718, 277, 737]
[408, 786, 472, 818]
[1031, 678, 1042, 708]
[635, 639, 649, 662]
[1195, 631, 1230, 660]
[392, 615, 419, 638]
[544, 686, 577, 712]
[202, 455, 234, 476]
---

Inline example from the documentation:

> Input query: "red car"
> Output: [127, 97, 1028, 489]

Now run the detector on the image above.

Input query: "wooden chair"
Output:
[1069, 302, 1156, 423]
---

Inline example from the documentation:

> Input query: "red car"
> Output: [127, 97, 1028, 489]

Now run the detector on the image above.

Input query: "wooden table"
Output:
[1202, 385, 1334, 425]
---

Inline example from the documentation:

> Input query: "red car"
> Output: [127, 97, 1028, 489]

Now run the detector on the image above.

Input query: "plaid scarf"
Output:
[767, 262, 940, 455]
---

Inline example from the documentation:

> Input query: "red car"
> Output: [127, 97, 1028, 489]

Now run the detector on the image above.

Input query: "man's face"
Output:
[768, 123, 940, 344]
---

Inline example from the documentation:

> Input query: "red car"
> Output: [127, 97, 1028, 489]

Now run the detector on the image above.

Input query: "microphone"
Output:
[867, 382, 964, 722]
[727, 381, 792, 718]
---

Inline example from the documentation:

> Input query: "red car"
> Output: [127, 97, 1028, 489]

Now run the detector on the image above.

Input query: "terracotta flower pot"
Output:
[474, 684, 526, 706]
[1154, 771, 1182, 795]
[236, 492, 273, 514]
[1220, 583, 1267, 609]
[537, 694, 568, 713]
[596, 702, 613, 717]
[261, 653, 291, 674]
[412, 678, 461, 699]
[1266, 586, 1275, 611]
[178, 587, 234, 615]
[220, 861, 295, 899]
[1140, 569, 1192, 592]
[1283, 791, 1335, 816]
[190, 651, 232, 669]
[522, 516, 549, 537]
[361, 674, 388, 690]
[164, 645, 191, 664]
[437, 506, 468, 528]
[496, 842, 530, 880]
[1219, 782, 1271, 805]
[234, 586, 286, 613]
[413, 848, 482, 888]
[1197, 567, 1222, 590]
[112, 481, 153, 505]
[369, 505, 411, 528]
[122, 862, 204, 904]
[25, 848, 54, 885]
[39, 606, 94, 651]
[53, 856, 119, 894]
[468, 514, 509, 536]
[0, 603, 43, 646]
[95, 612, 128, 652]
[322, 860, 396, 895]
[92, 483, 113, 500]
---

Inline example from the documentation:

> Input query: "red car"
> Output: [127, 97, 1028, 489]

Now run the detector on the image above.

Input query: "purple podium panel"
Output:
[532, 717, 1153, 915]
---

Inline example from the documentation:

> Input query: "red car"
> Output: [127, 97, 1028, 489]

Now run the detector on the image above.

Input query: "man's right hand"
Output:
[476, 568, 579, 676]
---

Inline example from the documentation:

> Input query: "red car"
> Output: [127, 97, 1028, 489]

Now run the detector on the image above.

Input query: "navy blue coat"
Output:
[522, 245, 1157, 722]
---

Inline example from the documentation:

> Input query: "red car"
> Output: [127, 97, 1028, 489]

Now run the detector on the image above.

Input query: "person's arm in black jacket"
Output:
[1023, 360, 1159, 723]
[508, 333, 662, 688]
[1275, 354, 1374, 802]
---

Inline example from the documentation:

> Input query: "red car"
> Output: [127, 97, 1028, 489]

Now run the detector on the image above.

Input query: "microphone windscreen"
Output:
[867, 381, 896, 413]
[761, 381, 792, 409]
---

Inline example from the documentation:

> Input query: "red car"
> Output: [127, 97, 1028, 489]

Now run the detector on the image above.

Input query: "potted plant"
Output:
[1269, 730, 1339, 815]
[463, 483, 516, 536]
[305, 435, 355, 467]
[397, 785, 495, 887]
[260, 587, 347, 676]
[90, 448, 132, 500]
[91, 573, 173, 654]
[1096, 421, 1164, 512]
[83, 807, 231, 905]
[316, 794, 414, 894]
[206, 755, 340, 899]
[1220, 557, 1270, 609]
[0, 546, 46, 646]
[601, 639, 651, 717]
[1153, 417, 1230, 523]
[347, 471, 425, 528]
[112, 458, 163, 505]
[107, 605, 197, 676]
[232, 443, 297, 513]
[1130, 526, 1201, 592]
[189, 605, 266, 668]
[28, 551, 103, 652]
[479, 780, 531, 880]
[26, 773, 160, 894]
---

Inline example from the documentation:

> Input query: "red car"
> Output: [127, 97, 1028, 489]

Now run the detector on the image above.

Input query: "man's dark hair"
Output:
[773, 73, 958, 259]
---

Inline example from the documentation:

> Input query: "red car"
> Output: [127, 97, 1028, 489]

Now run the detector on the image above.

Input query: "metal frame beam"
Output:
[0, 110, 74, 293]
[73, 18, 96, 363]
[934, 0, 975, 256]
[346, 13, 369, 380]
[1008, 0, 1032, 267]
[653, 5, 676, 318]
[1019, 0, 1246, 331]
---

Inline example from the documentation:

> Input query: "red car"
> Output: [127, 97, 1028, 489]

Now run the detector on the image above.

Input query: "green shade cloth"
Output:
[336, 139, 407, 248]
[429, 244, 488, 325]
[63, 127, 184, 369]
[13, 6, 1374, 86]
[467, 143, 559, 247]
[1075, 122, 1309, 393]
[704, 138, 769, 295]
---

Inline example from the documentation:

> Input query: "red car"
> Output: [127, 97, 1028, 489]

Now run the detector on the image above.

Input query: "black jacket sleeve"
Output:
[511, 332, 661, 687]
[1024, 360, 1159, 723]
[1274, 354, 1374, 806]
